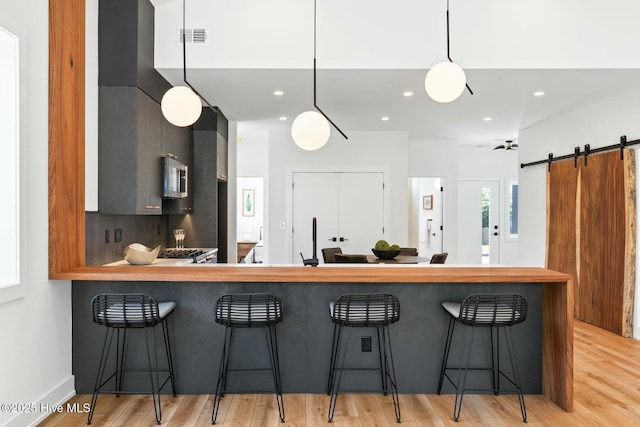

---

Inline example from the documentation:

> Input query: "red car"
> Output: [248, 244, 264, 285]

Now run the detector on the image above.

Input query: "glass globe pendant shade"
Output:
[424, 61, 467, 103]
[291, 110, 331, 151]
[161, 86, 203, 127]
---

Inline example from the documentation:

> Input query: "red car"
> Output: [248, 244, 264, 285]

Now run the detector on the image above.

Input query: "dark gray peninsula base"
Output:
[72, 280, 543, 395]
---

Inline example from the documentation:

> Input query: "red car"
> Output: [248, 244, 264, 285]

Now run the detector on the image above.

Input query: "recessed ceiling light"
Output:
[403, 91, 414, 97]
[279, 116, 287, 121]
[483, 117, 492, 122]
[273, 90, 284, 96]
[533, 91, 545, 97]
[381, 116, 390, 121]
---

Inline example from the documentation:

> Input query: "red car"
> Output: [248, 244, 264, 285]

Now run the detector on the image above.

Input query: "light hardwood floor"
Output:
[39, 320, 640, 426]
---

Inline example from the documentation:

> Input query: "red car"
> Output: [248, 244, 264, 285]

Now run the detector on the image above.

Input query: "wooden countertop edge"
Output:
[53, 266, 572, 283]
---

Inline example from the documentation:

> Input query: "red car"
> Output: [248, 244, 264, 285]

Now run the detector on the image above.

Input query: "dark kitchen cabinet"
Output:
[99, 0, 171, 103]
[161, 117, 194, 214]
[99, 86, 162, 215]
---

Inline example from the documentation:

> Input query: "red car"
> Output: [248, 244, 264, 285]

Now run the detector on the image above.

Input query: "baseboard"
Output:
[2, 376, 75, 427]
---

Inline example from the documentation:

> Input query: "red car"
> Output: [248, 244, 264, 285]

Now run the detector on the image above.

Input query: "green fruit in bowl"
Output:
[374, 240, 390, 250]
[390, 244, 400, 251]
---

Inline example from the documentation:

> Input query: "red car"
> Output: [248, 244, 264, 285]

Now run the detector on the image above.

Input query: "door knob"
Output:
[328, 237, 337, 242]
[493, 232, 499, 236]
[339, 237, 349, 242]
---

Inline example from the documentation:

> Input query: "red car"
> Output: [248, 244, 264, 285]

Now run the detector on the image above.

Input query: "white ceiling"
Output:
[152, 0, 640, 145]
[157, 67, 640, 145]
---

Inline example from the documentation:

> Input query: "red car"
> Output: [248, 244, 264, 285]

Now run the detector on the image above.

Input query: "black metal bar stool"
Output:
[88, 293, 177, 425]
[212, 293, 285, 424]
[327, 293, 401, 423]
[437, 293, 528, 423]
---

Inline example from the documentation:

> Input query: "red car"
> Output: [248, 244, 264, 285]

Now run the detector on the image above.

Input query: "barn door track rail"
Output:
[521, 135, 639, 171]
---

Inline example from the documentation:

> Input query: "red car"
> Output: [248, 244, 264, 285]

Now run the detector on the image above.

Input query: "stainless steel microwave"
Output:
[162, 157, 188, 199]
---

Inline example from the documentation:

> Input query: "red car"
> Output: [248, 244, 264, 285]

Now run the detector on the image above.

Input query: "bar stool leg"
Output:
[161, 318, 177, 396]
[328, 326, 351, 422]
[88, 328, 115, 425]
[212, 326, 233, 425]
[265, 323, 285, 422]
[453, 326, 476, 422]
[143, 326, 162, 425]
[491, 326, 498, 395]
[327, 323, 341, 395]
[437, 317, 456, 394]
[327, 324, 343, 396]
[382, 324, 401, 423]
[504, 327, 527, 422]
[377, 327, 387, 395]
[115, 328, 127, 397]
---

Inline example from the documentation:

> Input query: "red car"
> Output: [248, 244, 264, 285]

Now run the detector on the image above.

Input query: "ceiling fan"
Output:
[494, 140, 518, 150]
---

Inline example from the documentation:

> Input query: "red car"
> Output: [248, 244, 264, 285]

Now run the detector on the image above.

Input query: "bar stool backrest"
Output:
[459, 294, 527, 327]
[331, 293, 400, 327]
[91, 293, 161, 328]
[215, 293, 283, 327]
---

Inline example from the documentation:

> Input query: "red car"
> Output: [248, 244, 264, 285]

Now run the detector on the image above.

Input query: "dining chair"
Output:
[322, 247, 343, 263]
[430, 252, 448, 264]
[399, 247, 418, 256]
[334, 254, 369, 263]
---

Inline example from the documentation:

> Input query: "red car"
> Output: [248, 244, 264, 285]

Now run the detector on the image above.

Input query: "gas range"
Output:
[157, 248, 218, 264]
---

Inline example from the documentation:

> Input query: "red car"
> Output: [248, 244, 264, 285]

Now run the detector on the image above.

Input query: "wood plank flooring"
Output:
[39, 320, 640, 426]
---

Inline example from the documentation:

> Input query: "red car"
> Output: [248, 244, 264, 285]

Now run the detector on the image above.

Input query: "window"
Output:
[0, 26, 21, 302]
[507, 180, 519, 240]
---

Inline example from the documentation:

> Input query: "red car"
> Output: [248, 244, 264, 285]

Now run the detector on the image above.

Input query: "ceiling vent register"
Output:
[179, 28, 207, 44]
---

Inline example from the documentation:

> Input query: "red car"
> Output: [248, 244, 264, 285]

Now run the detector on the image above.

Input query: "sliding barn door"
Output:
[547, 150, 636, 336]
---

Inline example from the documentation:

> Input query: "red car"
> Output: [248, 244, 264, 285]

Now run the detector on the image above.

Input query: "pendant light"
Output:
[161, 0, 203, 127]
[424, 0, 473, 103]
[291, 0, 347, 151]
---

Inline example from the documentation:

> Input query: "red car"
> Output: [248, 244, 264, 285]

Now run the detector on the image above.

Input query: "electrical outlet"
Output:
[361, 336, 372, 352]
[114, 228, 122, 242]
[104, 229, 110, 244]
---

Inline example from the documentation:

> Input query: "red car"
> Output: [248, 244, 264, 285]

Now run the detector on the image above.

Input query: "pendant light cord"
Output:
[182, 0, 214, 108]
[312, 0, 348, 139]
[446, 0, 473, 95]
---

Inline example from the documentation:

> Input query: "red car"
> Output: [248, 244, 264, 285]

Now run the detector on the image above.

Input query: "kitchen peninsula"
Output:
[62, 265, 573, 413]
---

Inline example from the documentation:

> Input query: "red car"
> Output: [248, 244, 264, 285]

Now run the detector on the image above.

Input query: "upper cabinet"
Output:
[99, 87, 162, 215]
[98, 0, 170, 102]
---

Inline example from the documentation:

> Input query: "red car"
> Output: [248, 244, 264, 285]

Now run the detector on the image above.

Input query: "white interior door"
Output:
[457, 180, 500, 264]
[292, 173, 339, 263]
[338, 172, 385, 253]
[292, 172, 385, 263]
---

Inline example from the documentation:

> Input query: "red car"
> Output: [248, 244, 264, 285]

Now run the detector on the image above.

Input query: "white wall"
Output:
[519, 87, 640, 339]
[0, 0, 75, 425]
[85, 0, 98, 211]
[154, 0, 640, 70]
[264, 128, 409, 264]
